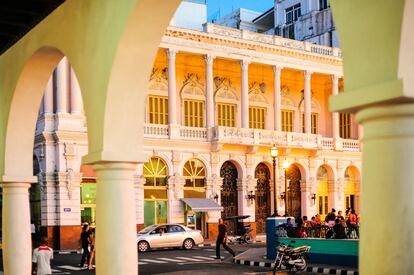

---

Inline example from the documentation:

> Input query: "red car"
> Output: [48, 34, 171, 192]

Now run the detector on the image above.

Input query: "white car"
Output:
[136, 224, 204, 252]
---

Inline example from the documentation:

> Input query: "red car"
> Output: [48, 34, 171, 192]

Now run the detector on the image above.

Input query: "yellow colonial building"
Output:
[33, 21, 361, 247]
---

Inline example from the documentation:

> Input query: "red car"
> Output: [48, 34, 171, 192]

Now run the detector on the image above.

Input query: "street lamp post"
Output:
[270, 145, 279, 217]
[282, 160, 290, 217]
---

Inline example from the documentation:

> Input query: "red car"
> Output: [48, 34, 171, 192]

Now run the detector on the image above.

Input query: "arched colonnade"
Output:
[0, 0, 413, 274]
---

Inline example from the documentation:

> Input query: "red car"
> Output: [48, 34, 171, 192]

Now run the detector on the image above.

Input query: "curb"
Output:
[233, 259, 358, 275]
[199, 239, 264, 247]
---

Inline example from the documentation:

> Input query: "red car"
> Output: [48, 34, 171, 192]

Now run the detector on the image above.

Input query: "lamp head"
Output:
[282, 160, 290, 170]
[270, 145, 278, 158]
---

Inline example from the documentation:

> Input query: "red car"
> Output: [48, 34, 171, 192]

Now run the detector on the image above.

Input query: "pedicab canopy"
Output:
[181, 198, 223, 212]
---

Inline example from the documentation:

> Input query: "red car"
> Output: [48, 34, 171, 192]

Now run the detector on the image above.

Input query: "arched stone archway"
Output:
[344, 166, 360, 213]
[220, 161, 238, 233]
[255, 162, 271, 233]
[286, 164, 302, 218]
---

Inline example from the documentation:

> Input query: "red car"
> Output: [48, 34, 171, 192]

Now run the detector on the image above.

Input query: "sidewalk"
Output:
[233, 247, 359, 275]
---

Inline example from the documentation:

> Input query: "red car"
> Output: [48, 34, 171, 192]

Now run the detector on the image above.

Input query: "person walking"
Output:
[215, 218, 236, 260]
[79, 223, 92, 268]
[349, 209, 359, 238]
[88, 228, 96, 271]
[32, 237, 53, 275]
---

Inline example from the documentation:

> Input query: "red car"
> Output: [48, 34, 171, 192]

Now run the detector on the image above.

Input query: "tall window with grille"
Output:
[184, 100, 204, 127]
[217, 103, 236, 127]
[148, 96, 168, 124]
[339, 113, 351, 139]
[302, 112, 319, 134]
[281, 109, 294, 132]
[249, 106, 266, 129]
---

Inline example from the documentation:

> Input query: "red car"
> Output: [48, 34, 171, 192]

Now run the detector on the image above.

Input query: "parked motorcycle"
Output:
[273, 244, 311, 274]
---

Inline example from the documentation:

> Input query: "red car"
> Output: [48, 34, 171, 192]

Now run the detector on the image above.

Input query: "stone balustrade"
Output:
[143, 124, 360, 152]
[144, 124, 169, 138]
[202, 23, 342, 58]
[179, 126, 208, 140]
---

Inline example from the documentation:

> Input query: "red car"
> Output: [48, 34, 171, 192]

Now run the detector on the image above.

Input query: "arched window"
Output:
[181, 73, 205, 128]
[143, 157, 168, 186]
[183, 159, 206, 198]
[143, 157, 168, 226]
[146, 67, 169, 125]
[249, 82, 269, 129]
[215, 77, 238, 127]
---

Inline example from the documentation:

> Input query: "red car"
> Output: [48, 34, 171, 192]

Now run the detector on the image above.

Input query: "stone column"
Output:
[70, 66, 83, 115]
[205, 55, 215, 129]
[56, 57, 69, 114]
[167, 49, 178, 125]
[43, 75, 54, 114]
[355, 104, 414, 274]
[134, 175, 146, 230]
[93, 162, 137, 275]
[328, 179, 344, 212]
[2, 182, 32, 275]
[205, 175, 222, 222]
[331, 75, 340, 138]
[167, 174, 185, 224]
[273, 65, 282, 131]
[241, 60, 250, 128]
[237, 176, 256, 220]
[300, 180, 315, 218]
[303, 70, 312, 134]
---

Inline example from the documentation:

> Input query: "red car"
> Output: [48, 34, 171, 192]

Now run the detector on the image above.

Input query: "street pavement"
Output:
[46, 244, 316, 275]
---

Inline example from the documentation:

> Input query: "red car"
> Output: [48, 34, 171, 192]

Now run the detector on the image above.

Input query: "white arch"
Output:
[178, 155, 212, 178]
[216, 158, 246, 179]
[143, 154, 173, 177]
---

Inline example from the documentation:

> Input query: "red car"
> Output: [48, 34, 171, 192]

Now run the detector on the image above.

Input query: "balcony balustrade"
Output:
[143, 124, 360, 152]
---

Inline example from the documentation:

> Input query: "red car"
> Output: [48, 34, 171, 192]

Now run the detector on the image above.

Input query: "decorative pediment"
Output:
[214, 77, 238, 100]
[248, 82, 268, 104]
[148, 67, 168, 91]
[311, 98, 320, 111]
[281, 96, 296, 108]
[281, 85, 290, 96]
[181, 73, 204, 96]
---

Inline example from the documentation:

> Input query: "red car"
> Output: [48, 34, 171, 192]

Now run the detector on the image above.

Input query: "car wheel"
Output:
[183, 238, 194, 250]
[138, 241, 150, 252]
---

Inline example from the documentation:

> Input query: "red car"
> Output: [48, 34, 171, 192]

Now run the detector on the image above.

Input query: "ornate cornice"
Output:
[163, 26, 342, 67]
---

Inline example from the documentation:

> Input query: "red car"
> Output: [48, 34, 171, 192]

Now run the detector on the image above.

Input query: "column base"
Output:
[41, 226, 82, 250]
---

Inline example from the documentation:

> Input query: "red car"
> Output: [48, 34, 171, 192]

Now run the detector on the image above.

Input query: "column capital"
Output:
[204, 54, 215, 65]
[240, 59, 251, 70]
[166, 48, 178, 60]
[92, 161, 138, 173]
[0, 182, 32, 190]
[331, 74, 341, 82]
[304, 70, 313, 79]
[273, 65, 284, 74]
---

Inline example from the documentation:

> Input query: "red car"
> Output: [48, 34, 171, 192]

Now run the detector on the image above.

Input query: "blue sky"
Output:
[193, 0, 274, 22]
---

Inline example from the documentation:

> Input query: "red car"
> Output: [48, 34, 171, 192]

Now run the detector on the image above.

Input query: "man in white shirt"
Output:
[32, 237, 53, 275]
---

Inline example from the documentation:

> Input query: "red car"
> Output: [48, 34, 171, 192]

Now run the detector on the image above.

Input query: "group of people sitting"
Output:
[279, 208, 360, 239]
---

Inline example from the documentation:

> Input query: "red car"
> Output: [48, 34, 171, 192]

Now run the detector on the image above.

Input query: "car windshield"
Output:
[138, 225, 158, 234]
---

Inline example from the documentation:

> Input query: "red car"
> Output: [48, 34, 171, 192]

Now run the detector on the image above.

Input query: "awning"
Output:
[181, 198, 223, 212]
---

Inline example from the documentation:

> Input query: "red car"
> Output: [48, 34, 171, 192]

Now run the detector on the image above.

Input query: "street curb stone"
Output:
[233, 259, 359, 275]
